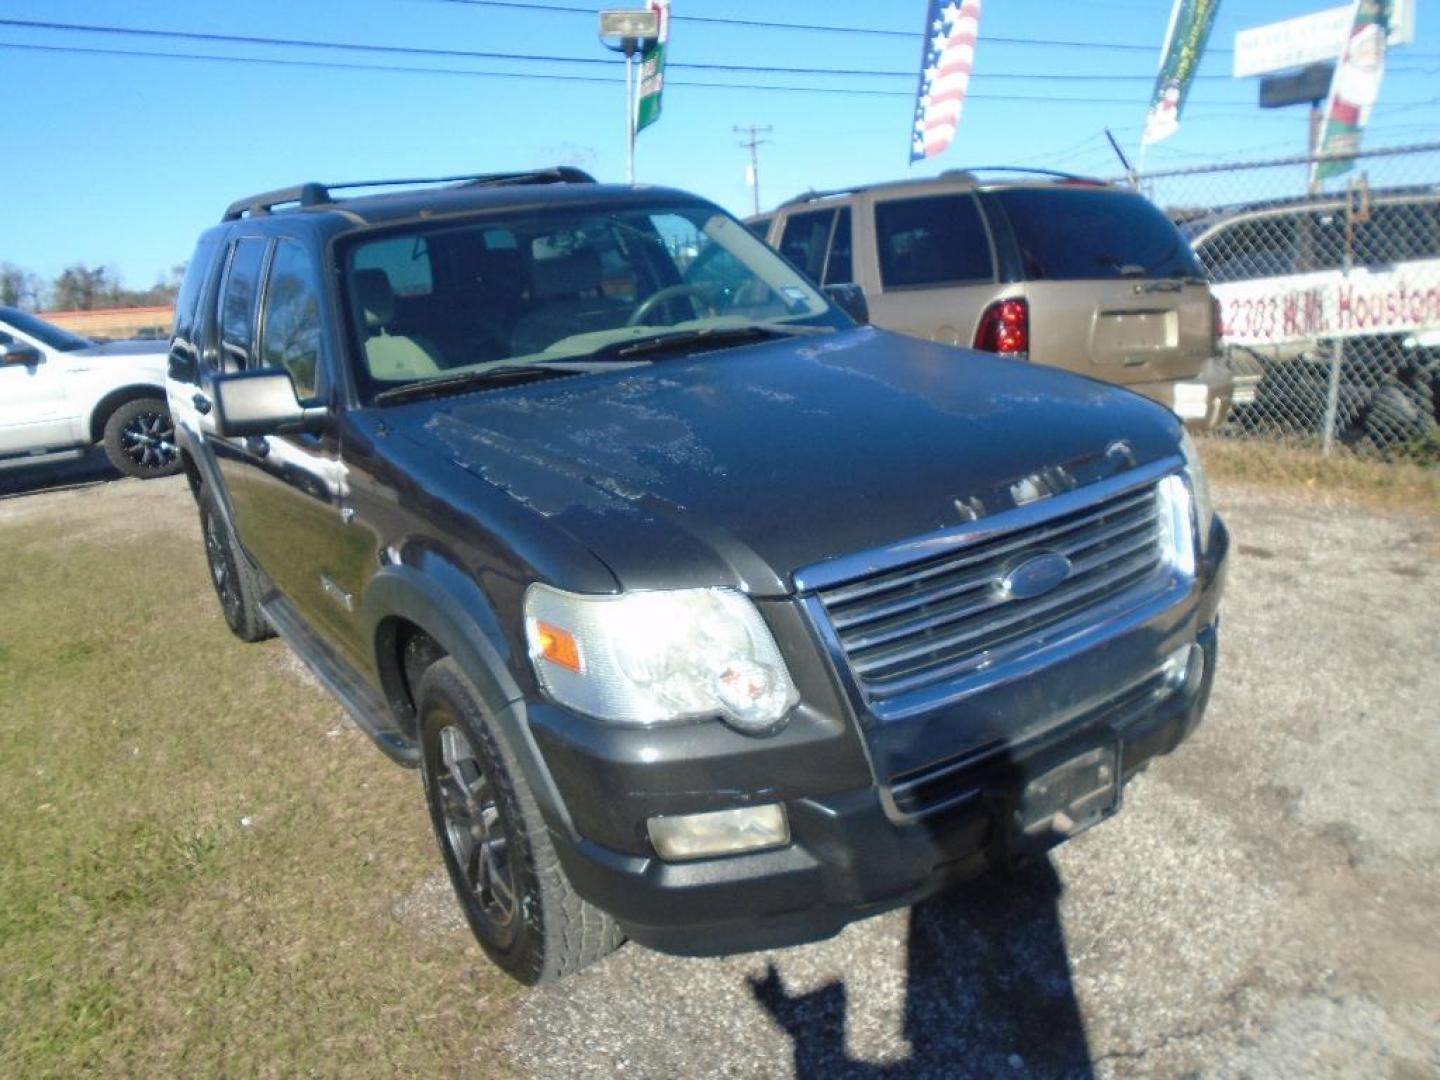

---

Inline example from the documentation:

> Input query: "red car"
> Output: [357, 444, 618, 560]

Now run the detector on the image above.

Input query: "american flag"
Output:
[911, 0, 983, 163]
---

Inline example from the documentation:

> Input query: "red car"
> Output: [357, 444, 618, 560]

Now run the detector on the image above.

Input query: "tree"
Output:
[0, 262, 44, 310]
[51, 264, 121, 311]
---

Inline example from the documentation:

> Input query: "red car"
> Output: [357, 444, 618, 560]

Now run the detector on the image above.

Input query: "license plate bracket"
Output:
[1009, 743, 1121, 856]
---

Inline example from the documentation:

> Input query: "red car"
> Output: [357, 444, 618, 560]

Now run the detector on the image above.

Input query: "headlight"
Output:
[1179, 429, 1214, 545]
[523, 585, 799, 733]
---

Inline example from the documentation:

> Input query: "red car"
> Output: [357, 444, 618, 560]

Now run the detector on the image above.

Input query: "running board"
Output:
[261, 594, 420, 768]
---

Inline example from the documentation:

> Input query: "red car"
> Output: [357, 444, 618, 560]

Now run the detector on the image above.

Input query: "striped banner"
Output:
[910, 0, 982, 163]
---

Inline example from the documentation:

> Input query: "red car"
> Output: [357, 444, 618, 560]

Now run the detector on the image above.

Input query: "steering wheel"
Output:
[627, 284, 716, 326]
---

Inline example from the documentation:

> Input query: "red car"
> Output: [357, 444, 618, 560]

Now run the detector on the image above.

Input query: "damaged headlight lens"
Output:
[524, 585, 798, 733]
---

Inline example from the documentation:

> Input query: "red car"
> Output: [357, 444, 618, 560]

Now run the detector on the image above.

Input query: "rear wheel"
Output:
[418, 658, 622, 984]
[199, 488, 273, 642]
[102, 397, 180, 478]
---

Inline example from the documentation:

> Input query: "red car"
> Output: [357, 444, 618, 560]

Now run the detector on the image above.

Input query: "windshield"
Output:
[344, 199, 843, 403]
[1, 309, 93, 351]
[995, 188, 1204, 281]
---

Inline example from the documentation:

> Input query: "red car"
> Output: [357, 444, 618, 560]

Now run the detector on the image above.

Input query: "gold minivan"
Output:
[754, 171, 1232, 430]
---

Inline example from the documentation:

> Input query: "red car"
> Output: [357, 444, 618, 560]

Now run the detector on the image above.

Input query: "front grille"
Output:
[816, 483, 1166, 703]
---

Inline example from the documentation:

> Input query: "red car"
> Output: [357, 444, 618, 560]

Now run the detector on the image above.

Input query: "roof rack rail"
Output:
[775, 165, 1107, 210]
[220, 166, 597, 222]
[222, 183, 331, 222]
[944, 166, 1104, 182]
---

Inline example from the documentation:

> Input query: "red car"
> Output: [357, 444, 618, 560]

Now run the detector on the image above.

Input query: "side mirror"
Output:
[212, 369, 328, 438]
[823, 283, 869, 325]
[0, 341, 42, 366]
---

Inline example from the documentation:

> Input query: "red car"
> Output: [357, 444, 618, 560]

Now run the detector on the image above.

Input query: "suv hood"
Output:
[395, 327, 1181, 596]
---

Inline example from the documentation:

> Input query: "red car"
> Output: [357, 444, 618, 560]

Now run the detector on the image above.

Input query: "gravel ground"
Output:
[483, 483, 1440, 1079]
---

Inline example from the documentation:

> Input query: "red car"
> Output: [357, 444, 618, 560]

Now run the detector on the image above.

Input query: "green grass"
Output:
[1197, 435, 1440, 516]
[0, 484, 521, 1077]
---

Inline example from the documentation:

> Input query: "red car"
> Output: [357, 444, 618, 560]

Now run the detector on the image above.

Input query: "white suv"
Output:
[0, 307, 178, 479]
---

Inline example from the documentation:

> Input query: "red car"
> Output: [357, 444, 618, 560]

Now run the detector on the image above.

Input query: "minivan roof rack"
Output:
[221, 166, 597, 221]
[775, 166, 1106, 210]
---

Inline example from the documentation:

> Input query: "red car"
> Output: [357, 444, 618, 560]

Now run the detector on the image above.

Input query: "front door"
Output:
[214, 237, 366, 668]
[0, 328, 73, 455]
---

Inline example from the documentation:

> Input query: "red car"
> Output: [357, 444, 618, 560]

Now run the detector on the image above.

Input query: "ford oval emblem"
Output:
[998, 552, 1072, 601]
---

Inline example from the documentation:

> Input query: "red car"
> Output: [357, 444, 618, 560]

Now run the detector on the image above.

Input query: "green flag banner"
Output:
[1315, 0, 1392, 182]
[1142, 0, 1222, 147]
[636, 1, 670, 134]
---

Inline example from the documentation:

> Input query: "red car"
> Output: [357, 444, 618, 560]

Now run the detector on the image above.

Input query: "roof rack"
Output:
[776, 165, 1106, 209]
[221, 166, 597, 222]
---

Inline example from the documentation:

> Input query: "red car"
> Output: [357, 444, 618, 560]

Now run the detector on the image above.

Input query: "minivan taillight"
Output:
[974, 298, 1029, 355]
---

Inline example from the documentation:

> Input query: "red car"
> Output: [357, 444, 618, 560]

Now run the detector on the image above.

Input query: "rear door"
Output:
[991, 187, 1211, 384]
[863, 191, 999, 347]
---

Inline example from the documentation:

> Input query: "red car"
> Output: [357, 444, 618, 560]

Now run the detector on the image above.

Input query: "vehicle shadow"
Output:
[0, 450, 119, 500]
[749, 857, 1093, 1079]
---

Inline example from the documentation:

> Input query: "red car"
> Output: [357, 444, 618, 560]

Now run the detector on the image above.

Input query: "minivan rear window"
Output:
[995, 189, 1203, 281]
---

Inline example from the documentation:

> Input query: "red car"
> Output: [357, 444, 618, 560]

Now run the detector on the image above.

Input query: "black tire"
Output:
[1364, 383, 1437, 458]
[198, 487, 274, 642]
[101, 397, 181, 479]
[418, 658, 622, 984]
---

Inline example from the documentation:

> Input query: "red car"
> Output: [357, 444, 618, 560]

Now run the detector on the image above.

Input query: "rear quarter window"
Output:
[996, 188, 1202, 280]
[873, 193, 993, 288]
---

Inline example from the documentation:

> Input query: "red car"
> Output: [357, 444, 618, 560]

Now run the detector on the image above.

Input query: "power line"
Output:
[3, 37, 1435, 114]
[423, 1, 1440, 61]
[424, 0, 1189, 50]
[2, 16, 1386, 82]
[0, 40, 1169, 103]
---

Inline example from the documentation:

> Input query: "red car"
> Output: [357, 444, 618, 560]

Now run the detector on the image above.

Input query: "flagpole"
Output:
[625, 48, 636, 184]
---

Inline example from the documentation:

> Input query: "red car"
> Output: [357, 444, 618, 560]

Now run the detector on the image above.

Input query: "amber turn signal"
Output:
[534, 621, 583, 672]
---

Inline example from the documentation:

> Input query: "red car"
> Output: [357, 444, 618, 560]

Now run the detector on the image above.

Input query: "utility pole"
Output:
[733, 124, 772, 217]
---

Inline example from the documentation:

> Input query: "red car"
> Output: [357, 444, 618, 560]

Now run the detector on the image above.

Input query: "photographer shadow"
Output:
[749, 857, 1093, 1079]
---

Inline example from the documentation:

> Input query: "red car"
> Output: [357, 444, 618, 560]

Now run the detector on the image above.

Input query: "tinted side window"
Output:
[1355, 201, 1439, 264]
[218, 238, 268, 368]
[1199, 214, 1297, 283]
[875, 194, 993, 288]
[778, 209, 836, 282]
[825, 208, 853, 285]
[260, 241, 328, 402]
[172, 235, 219, 345]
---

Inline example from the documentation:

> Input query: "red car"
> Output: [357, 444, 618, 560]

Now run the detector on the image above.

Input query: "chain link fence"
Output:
[1124, 142, 1440, 463]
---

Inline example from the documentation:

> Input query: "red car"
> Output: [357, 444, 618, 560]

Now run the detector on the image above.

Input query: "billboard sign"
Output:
[1233, 0, 1414, 78]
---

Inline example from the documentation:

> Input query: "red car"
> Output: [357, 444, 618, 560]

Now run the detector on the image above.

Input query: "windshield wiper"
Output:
[615, 323, 832, 360]
[373, 364, 575, 405]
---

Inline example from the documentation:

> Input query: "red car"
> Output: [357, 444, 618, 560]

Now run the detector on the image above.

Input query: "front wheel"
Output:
[102, 397, 180, 478]
[418, 658, 622, 984]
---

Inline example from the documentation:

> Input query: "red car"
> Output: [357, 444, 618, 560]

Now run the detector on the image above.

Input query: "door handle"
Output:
[244, 436, 271, 459]
[192, 392, 212, 415]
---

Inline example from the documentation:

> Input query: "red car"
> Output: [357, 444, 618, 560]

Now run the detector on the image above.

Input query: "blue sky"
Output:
[1, 0, 1435, 292]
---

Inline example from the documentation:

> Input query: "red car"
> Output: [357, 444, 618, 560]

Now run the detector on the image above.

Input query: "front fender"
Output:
[361, 560, 578, 838]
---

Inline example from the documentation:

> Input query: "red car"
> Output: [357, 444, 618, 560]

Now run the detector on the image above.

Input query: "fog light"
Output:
[647, 804, 789, 862]
[1162, 643, 1205, 696]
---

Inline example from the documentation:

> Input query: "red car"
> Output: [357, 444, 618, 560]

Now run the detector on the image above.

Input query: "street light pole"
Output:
[599, 10, 659, 185]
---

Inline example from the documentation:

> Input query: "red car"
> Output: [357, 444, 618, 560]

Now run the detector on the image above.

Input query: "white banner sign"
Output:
[1214, 259, 1440, 346]
[1233, 0, 1414, 78]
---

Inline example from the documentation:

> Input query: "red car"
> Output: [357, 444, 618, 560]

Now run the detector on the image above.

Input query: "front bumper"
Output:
[529, 515, 1229, 956]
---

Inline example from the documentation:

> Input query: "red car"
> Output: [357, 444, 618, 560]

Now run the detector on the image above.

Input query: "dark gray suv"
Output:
[167, 168, 1227, 984]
